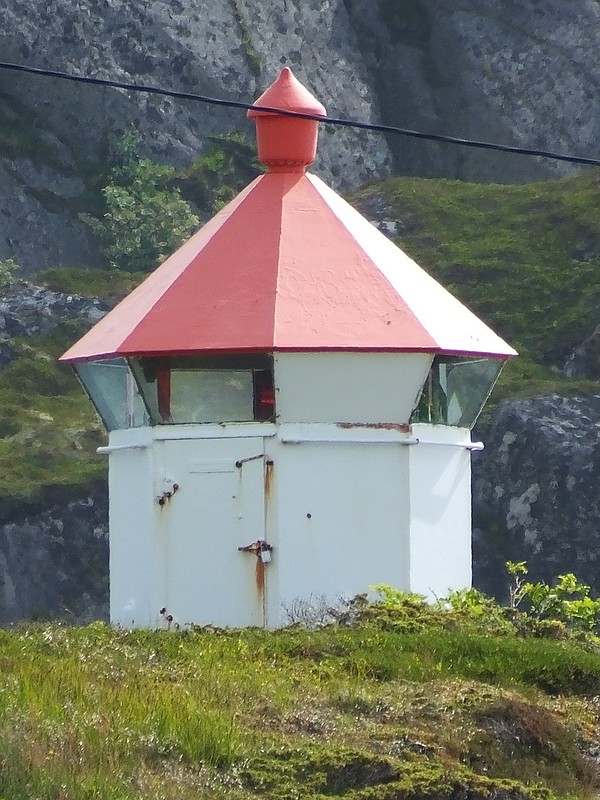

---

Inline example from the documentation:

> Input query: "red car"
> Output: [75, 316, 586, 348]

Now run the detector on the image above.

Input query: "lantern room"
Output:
[62, 68, 515, 629]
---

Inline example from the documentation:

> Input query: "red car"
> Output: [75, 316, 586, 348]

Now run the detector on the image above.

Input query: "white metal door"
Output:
[158, 437, 267, 628]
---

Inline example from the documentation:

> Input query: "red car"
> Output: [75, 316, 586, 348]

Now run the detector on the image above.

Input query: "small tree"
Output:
[83, 134, 199, 272]
[0, 258, 19, 287]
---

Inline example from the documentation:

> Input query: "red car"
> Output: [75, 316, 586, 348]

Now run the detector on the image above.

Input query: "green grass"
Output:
[0, 270, 141, 514]
[34, 267, 145, 300]
[0, 613, 599, 799]
[0, 325, 105, 517]
[353, 170, 600, 373]
[258, 623, 600, 695]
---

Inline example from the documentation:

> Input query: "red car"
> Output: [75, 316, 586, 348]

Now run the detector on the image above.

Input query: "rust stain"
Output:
[264, 459, 274, 498]
[255, 557, 265, 598]
[337, 422, 411, 433]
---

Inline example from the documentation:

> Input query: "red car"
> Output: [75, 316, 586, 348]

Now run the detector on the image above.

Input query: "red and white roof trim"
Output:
[61, 69, 515, 364]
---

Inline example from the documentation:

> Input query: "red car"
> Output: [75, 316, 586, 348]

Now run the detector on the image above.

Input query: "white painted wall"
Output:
[407, 424, 474, 599]
[270, 430, 412, 622]
[159, 437, 267, 628]
[106, 419, 475, 628]
[275, 352, 432, 424]
[107, 427, 159, 627]
[107, 426, 277, 628]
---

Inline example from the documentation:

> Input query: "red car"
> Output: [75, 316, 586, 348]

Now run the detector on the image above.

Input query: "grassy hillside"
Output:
[0, 321, 104, 518]
[353, 170, 600, 403]
[1, 594, 600, 799]
[0, 270, 143, 518]
[3, 172, 600, 510]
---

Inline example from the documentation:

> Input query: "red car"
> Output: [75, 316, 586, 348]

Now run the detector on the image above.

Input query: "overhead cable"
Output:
[1, 60, 599, 167]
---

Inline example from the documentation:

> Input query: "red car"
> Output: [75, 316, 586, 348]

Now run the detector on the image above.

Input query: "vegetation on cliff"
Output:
[1, 583, 600, 799]
[80, 132, 261, 273]
[352, 170, 600, 404]
[0, 320, 104, 518]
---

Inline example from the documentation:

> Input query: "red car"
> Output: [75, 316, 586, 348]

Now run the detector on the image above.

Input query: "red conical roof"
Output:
[61, 70, 515, 363]
[247, 66, 326, 118]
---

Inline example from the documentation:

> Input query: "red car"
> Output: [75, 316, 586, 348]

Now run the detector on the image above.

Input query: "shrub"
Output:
[0, 257, 19, 287]
[508, 561, 600, 635]
[82, 133, 199, 272]
[178, 132, 263, 217]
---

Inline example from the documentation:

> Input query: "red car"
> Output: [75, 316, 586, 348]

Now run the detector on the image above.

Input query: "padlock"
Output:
[260, 548, 272, 563]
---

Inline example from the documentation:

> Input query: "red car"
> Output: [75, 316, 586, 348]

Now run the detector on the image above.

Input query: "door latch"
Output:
[238, 539, 273, 563]
[156, 477, 179, 506]
[235, 453, 264, 468]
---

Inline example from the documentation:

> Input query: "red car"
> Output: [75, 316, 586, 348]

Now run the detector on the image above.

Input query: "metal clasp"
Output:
[238, 539, 273, 563]
[156, 478, 179, 506]
[235, 454, 264, 468]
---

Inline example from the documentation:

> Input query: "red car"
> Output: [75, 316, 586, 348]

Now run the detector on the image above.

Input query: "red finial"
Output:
[247, 67, 327, 173]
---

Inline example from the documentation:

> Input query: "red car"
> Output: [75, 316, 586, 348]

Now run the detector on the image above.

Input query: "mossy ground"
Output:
[0, 607, 599, 800]
[0, 269, 148, 517]
[34, 267, 145, 301]
[0, 321, 105, 518]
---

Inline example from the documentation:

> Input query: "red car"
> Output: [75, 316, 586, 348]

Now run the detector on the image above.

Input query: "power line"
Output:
[1, 60, 600, 168]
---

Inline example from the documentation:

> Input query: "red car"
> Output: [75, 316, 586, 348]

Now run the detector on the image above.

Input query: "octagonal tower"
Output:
[62, 68, 516, 628]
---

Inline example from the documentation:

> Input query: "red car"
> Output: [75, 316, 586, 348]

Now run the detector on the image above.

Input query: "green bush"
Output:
[508, 561, 600, 635]
[82, 134, 199, 272]
[0, 257, 19, 287]
[178, 132, 263, 218]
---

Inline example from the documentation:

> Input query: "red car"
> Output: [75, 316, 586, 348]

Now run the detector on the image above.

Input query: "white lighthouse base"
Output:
[104, 421, 476, 629]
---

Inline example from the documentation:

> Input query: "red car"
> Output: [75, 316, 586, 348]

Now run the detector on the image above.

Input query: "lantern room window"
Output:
[74, 358, 148, 431]
[129, 355, 275, 425]
[411, 355, 504, 428]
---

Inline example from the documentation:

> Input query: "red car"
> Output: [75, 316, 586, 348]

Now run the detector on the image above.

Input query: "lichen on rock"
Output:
[473, 394, 600, 598]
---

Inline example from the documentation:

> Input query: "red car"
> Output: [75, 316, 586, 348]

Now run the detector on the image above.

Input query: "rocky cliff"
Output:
[345, 0, 600, 182]
[473, 395, 600, 598]
[0, 489, 108, 624]
[2, 0, 600, 272]
[0, 280, 112, 623]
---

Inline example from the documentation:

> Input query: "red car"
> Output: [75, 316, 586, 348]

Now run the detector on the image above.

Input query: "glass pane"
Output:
[75, 359, 148, 431]
[128, 358, 163, 423]
[129, 356, 274, 425]
[445, 357, 503, 426]
[411, 356, 504, 428]
[171, 369, 254, 423]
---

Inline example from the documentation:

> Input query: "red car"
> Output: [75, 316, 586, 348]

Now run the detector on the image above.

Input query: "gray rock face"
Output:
[346, 0, 600, 183]
[0, 164, 99, 271]
[0, 488, 108, 624]
[472, 395, 600, 598]
[2, 0, 600, 273]
[0, 0, 389, 273]
[563, 326, 600, 380]
[0, 280, 109, 343]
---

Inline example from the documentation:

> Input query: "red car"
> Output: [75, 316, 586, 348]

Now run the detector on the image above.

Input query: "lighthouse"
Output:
[61, 68, 516, 629]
